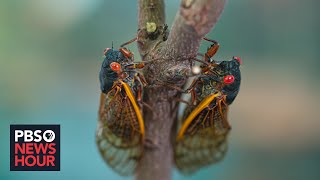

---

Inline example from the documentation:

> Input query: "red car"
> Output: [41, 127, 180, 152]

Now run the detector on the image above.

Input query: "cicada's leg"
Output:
[133, 73, 147, 88]
[132, 73, 153, 112]
[156, 78, 199, 95]
[133, 74, 144, 102]
[203, 37, 219, 45]
[157, 79, 197, 105]
[124, 62, 145, 70]
[203, 37, 220, 62]
[190, 89, 197, 106]
[119, 37, 138, 59]
[185, 78, 200, 105]
[186, 79, 199, 93]
[138, 73, 147, 86]
[134, 62, 145, 69]
[197, 53, 205, 59]
[192, 57, 211, 67]
[120, 37, 138, 47]
[119, 47, 134, 59]
[136, 83, 143, 102]
[159, 82, 187, 93]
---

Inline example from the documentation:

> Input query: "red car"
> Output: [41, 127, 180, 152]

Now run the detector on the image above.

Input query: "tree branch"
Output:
[164, 0, 226, 59]
[138, 0, 165, 30]
[137, 0, 166, 56]
[136, 1, 226, 180]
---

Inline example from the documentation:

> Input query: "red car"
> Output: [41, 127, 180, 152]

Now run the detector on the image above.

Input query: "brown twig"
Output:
[136, 0, 226, 180]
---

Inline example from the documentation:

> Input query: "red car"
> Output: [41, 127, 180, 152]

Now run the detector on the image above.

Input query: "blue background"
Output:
[1, 0, 320, 179]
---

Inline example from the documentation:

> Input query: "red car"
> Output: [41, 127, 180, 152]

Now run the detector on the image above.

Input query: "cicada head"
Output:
[99, 48, 128, 93]
[216, 56, 242, 104]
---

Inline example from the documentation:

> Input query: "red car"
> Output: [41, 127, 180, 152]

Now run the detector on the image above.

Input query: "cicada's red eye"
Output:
[223, 75, 235, 85]
[233, 56, 242, 65]
[110, 62, 121, 72]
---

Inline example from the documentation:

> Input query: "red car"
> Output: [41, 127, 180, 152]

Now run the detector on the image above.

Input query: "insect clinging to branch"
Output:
[174, 37, 242, 174]
[96, 38, 147, 176]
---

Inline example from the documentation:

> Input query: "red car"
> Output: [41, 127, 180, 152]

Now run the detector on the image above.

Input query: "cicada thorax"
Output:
[97, 46, 145, 176]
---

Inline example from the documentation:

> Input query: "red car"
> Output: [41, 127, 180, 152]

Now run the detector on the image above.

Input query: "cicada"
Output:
[174, 38, 242, 174]
[96, 38, 147, 175]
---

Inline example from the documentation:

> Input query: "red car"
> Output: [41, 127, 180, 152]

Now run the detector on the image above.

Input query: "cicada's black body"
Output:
[174, 38, 242, 174]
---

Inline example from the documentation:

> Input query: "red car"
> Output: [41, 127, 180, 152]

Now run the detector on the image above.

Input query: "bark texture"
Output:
[136, 0, 226, 180]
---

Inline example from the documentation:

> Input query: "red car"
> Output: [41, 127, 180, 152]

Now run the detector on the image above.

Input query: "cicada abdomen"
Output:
[97, 40, 146, 176]
[174, 38, 242, 174]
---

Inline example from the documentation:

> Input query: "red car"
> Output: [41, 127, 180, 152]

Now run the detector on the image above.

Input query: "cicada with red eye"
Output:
[174, 38, 242, 174]
[96, 38, 147, 176]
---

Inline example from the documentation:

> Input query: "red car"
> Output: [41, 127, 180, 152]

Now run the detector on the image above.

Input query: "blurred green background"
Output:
[1, 0, 320, 179]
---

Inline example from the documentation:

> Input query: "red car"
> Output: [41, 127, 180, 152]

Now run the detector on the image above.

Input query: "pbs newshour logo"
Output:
[10, 125, 60, 171]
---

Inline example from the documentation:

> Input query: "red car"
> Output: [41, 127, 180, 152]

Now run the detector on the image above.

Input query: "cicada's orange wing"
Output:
[96, 81, 144, 176]
[174, 93, 231, 174]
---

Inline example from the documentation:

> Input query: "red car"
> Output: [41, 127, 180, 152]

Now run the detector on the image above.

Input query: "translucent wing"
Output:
[174, 93, 231, 174]
[96, 82, 144, 176]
